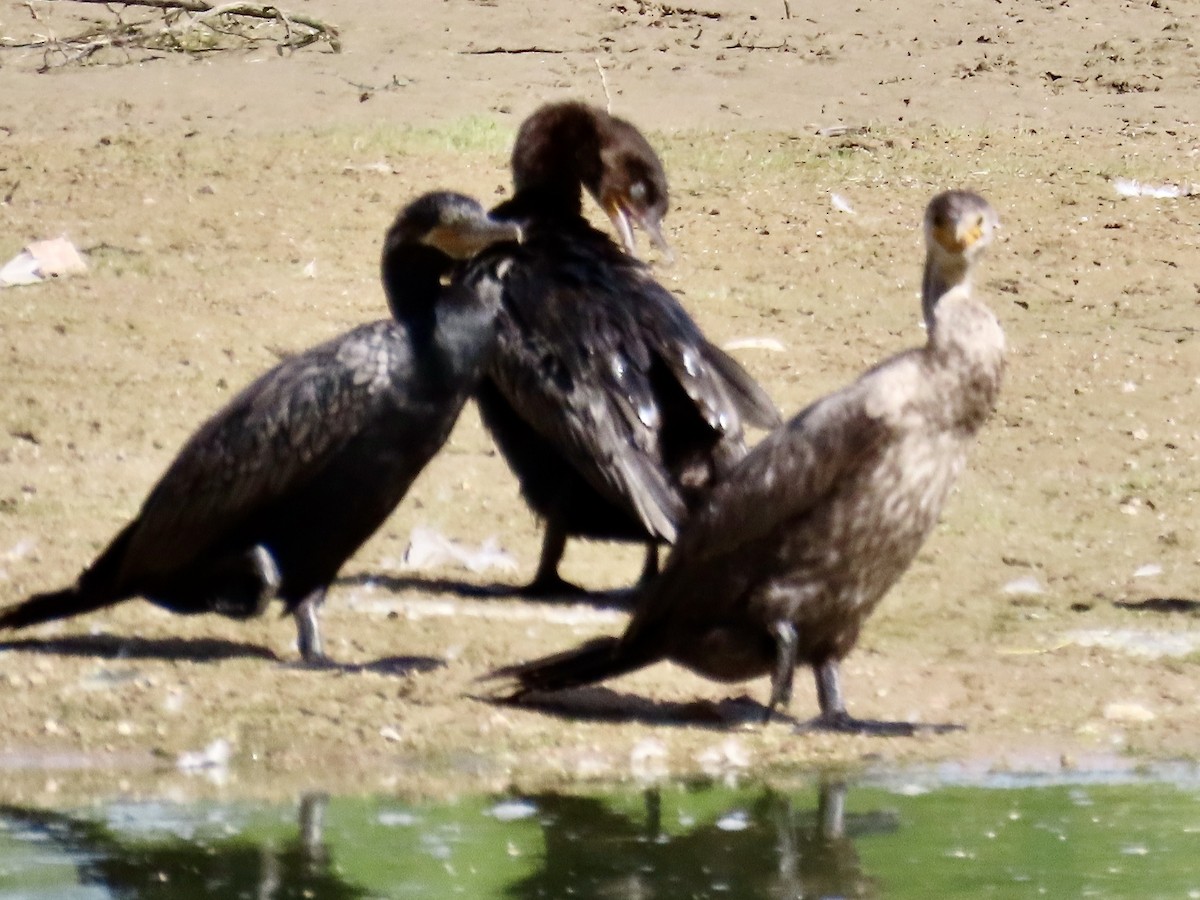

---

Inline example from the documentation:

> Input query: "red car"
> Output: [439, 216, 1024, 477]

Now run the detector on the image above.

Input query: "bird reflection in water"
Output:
[508, 781, 895, 899]
[0, 793, 365, 899]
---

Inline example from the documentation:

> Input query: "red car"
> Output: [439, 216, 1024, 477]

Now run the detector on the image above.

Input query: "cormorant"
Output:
[492, 190, 1005, 733]
[0, 192, 520, 664]
[477, 101, 781, 596]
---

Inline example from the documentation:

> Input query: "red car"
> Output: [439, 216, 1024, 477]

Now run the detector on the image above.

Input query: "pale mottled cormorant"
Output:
[493, 191, 1005, 733]
[0, 192, 519, 663]
[477, 101, 781, 596]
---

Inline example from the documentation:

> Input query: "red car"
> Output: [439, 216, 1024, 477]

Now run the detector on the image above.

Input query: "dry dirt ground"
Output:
[0, 0, 1197, 805]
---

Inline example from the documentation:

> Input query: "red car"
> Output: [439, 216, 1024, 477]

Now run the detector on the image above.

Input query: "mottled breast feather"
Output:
[621, 284, 1005, 672]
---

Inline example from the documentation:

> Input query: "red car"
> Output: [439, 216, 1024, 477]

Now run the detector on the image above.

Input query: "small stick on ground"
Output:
[594, 58, 612, 114]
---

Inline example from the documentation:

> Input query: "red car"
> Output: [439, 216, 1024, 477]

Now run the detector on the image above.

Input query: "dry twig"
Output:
[9, 0, 339, 69]
[593, 58, 612, 114]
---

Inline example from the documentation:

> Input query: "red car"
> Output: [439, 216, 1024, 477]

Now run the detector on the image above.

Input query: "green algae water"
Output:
[1, 772, 1198, 898]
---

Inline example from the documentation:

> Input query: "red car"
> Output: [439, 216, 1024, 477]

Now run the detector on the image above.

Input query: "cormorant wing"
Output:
[678, 378, 894, 563]
[620, 372, 899, 642]
[117, 321, 410, 578]
[698, 340, 783, 431]
[486, 225, 781, 541]
[622, 269, 781, 435]
[487, 241, 700, 541]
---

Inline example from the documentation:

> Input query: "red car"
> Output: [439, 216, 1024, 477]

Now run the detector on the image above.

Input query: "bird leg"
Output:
[816, 780, 848, 840]
[248, 545, 281, 616]
[519, 518, 588, 597]
[293, 587, 329, 665]
[764, 620, 798, 723]
[298, 792, 331, 865]
[799, 658, 920, 736]
[636, 543, 660, 586]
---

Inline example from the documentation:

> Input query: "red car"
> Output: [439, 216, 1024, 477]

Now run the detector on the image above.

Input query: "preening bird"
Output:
[477, 100, 780, 596]
[491, 190, 1005, 734]
[0, 192, 520, 663]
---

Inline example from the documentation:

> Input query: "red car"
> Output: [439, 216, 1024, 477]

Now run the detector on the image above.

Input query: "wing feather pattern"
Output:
[118, 321, 408, 579]
[486, 223, 779, 542]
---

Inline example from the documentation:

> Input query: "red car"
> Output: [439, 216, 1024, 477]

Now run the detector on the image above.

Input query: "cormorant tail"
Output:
[0, 586, 116, 630]
[489, 636, 656, 696]
[0, 520, 136, 630]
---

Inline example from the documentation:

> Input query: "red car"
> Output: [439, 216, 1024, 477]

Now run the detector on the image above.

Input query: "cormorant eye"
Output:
[629, 181, 648, 204]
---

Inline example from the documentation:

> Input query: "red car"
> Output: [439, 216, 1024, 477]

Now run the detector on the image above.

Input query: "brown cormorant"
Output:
[477, 101, 781, 596]
[0, 192, 520, 664]
[492, 190, 1005, 733]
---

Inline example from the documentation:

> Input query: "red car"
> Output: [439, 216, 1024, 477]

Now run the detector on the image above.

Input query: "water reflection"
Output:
[0, 793, 366, 899]
[510, 782, 894, 898]
[1, 775, 1199, 898]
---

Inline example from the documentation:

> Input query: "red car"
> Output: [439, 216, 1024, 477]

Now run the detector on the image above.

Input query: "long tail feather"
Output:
[489, 637, 654, 696]
[0, 586, 116, 630]
[1, 520, 138, 631]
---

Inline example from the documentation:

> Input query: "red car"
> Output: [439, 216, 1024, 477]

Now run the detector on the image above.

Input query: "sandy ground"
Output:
[0, 0, 1197, 805]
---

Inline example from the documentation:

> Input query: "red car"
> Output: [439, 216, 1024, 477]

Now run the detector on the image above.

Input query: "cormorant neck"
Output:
[920, 249, 1006, 432]
[509, 103, 606, 216]
[381, 243, 450, 327]
[920, 250, 972, 334]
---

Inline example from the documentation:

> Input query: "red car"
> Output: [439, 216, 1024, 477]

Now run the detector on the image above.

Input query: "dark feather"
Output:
[1, 192, 517, 661]
[494, 190, 1007, 728]
[477, 103, 781, 592]
[491, 636, 654, 696]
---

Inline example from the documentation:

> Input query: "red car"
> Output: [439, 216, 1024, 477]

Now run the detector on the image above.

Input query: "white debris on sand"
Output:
[1103, 701, 1156, 723]
[1112, 178, 1195, 199]
[1065, 628, 1200, 660]
[176, 738, 232, 776]
[1002, 575, 1045, 596]
[0, 236, 88, 287]
[379, 725, 403, 742]
[0, 538, 36, 581]
[722, 336, 786, 352]
[830, 192, 856, 214]
[342, 161, 397, 175]
[1132, 563, 1163, 578]
[346, 590, 625, 627]
[4, 539, 35, 562]
[400, 526, 518, 575]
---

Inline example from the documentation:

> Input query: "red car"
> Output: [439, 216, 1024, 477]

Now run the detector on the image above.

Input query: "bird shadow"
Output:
[338, 572, 637, 612]
[1114, 597, 1200, 615]
[476, 685, 794, 730]
[0, 634, 444, 676]
[0, 634, 279, 663]
[478, 685, 960, 735]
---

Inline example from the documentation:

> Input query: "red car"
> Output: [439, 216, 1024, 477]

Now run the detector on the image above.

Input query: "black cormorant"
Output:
[492, 191, 1005, 733]
[0, 192, 520, 663]
[477, 101, 781, 596]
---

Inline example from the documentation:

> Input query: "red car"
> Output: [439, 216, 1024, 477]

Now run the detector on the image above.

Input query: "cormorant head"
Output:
[923, 190, 998, 267]
[920, 190, 1000, 330]
[382, 192, 520, 317]
[385, 191, 521, 263]
[509, 101, 671, 259]
[594, 114, 672, 260]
